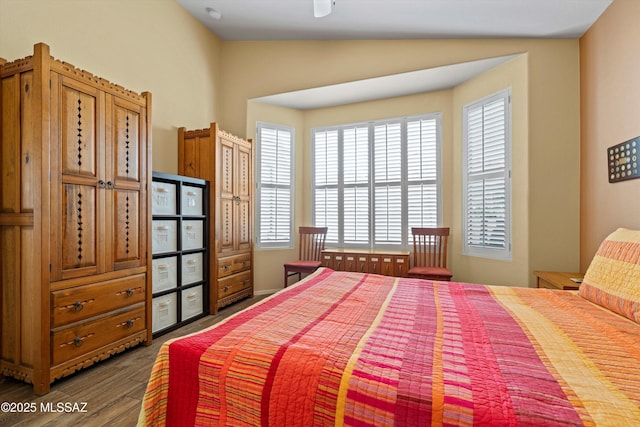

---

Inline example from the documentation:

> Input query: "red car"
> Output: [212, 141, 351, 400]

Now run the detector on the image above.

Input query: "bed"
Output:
[138, 228, 640, 426]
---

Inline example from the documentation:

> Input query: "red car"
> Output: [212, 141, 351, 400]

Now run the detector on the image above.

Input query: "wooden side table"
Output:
[534, 271, 584, 291]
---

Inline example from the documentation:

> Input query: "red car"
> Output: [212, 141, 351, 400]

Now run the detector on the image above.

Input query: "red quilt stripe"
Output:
[259, 272, 372, 426]
[165, 268, 334, 426]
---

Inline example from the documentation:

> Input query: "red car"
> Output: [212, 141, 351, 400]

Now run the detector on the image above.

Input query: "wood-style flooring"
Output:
[0, 295, 268, 427]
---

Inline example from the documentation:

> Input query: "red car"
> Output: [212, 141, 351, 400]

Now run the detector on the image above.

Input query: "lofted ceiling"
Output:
[176, 0, 612, 109]
[176, 0, 612, 41]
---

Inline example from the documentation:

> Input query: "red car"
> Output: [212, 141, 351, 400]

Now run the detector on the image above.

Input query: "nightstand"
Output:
[534, 271, 584, 291]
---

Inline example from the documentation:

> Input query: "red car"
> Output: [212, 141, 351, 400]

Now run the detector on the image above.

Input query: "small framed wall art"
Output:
[608, 136, 639, 183]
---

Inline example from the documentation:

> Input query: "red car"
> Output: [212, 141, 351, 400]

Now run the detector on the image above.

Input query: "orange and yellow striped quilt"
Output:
[138, 268, 640, 426]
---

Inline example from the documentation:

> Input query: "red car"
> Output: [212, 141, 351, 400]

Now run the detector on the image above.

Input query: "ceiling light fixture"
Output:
[206, 7, 222, 20]
[313, 0, 335, 18]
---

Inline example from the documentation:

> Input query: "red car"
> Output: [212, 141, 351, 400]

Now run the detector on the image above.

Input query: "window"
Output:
[256, 122, 294, 248]
[313, 114, 441, 249]
[462, 89, 511, 259]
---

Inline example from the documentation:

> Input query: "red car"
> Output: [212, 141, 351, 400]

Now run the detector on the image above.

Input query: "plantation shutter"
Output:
[463, 90, 511, 259]
[257, 124, 293, 247]
[312, 113, 441, 249]
[407, 118, 438, 238]
[314, 129, 340, 244]
[374, 122, 402, 245]
[343, 126, 370, 244]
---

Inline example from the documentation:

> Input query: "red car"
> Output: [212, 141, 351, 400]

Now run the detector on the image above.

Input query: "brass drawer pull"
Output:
[73, 337, 83, 348]
[125, 319, 134, 329]
[73, 301, 84, 312]
[126, 288, 134, 297]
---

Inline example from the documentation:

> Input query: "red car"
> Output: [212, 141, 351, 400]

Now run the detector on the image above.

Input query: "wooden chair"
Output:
[407, 227, 453, 281]
[284, 226, 328, 287]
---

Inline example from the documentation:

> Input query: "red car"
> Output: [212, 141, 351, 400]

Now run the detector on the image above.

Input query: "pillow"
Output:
[579, 228, 640, 323]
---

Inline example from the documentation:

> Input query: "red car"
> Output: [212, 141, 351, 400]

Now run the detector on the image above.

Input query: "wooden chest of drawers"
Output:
[217, 256, 252, 307]
[321, 249, 410, 277]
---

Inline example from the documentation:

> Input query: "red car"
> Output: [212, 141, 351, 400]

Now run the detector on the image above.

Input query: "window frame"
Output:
[462, 88, 512, 260]
[255, 121, 295, 249]
[312, 113, 442, 250]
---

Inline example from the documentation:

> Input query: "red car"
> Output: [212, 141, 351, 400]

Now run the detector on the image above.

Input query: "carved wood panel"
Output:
[113, 103, 140, 182]
[61, 84, 97, 178]
[113, 189, 140, 265]
[219, 197, 234, 253]
[61, 183, 97, 273]
[111, 98, 145, 269]
[220, 141, 234, 196]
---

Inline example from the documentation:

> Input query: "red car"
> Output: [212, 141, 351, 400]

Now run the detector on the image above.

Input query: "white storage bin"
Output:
[152, 293, 177, 333]
[181, 285, 204, 321]
[151, 181, 177, 215]
[181, 185, 203, 216]
[181, 220, 204, 251]
[152, 220, 178, 254]
[182, 252, 204, 285]
[152, 257, 178, 293]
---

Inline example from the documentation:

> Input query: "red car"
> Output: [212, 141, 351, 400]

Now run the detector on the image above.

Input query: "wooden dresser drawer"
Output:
[51, 274, 146, 328]
[218, 270, 252, 298]
[51, 303, 145, 366]
[218, 253, 251, 278]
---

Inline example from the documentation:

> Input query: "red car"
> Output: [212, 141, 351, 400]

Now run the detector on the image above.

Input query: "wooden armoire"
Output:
[0, 43, 152, 394]
[178, 123, 253, 313]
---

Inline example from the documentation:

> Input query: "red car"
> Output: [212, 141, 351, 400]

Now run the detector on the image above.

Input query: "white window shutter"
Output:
[463, 89, 511, 259]
[256, 124, 293, 247]
[312, 113, 441, 249]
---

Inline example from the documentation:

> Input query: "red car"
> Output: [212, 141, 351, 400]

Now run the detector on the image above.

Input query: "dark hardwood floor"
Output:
[0, 295, 268, 427]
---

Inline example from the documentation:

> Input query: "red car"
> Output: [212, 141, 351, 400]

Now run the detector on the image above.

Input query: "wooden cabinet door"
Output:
[217, 135, 252, 255]
[356, 255, 368, 273]
[108, 95, 147, 270]
[218, 137, 235, 255]
[235, 141, 252, 252]
[51, 75, 105, 280]
[51, 76, 148, 281]
[393, 255, 409, 277]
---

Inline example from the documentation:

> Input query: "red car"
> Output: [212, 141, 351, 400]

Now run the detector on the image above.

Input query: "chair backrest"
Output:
[411, 227, 449, 268]
[298, 226, 328, 261]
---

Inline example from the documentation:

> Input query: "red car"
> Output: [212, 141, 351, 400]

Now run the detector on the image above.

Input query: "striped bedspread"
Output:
[138, 268, 640, 426]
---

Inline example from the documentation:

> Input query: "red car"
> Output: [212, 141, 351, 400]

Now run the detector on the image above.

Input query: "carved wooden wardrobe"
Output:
[0, 43, 152, 394]
[178, 123, 254, 313]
